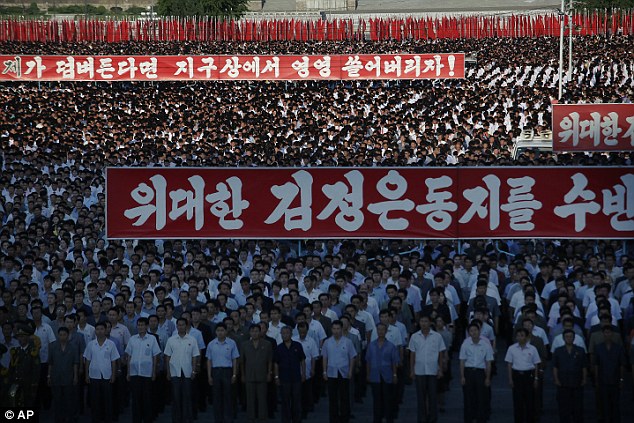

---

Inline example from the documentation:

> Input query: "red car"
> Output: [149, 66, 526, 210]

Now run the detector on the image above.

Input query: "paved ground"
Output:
[40, 342, 634, 422]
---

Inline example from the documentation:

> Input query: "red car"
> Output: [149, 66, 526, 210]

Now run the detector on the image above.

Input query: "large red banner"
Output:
[0, 54, 464, 81]
[105, 167, 633, 240]
[552, 103, 634, 152]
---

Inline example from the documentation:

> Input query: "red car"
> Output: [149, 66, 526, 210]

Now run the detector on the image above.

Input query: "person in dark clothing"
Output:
[593, 325, 626, 423]
[274, 326, 306, 423]
[48, 327, 80, 423]
[552, 329, 587, 423]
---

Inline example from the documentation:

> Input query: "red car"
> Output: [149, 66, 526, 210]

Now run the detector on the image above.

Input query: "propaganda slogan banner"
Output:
[106, 167, 634, 240]
[0, 54, 465, 81]
[552, 103, 634, 152]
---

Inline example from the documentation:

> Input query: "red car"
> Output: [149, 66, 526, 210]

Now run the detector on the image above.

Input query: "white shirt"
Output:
[293, 335, 319, 378]
[84, 338, 120, 379]
[77, 323, 96, 346]
[550, 334, 587, 354]
[459, 337, 494, 369]
[408, 330, 446, 376]
[292, 319, 326, 353]
[35, 323, 56, 363]
[164, 333, 200, 378]
[370, 324, 403, 347]
[267, 321, 286, 345]
[125, 333, 161, 377]
[504, 343, 540, 371]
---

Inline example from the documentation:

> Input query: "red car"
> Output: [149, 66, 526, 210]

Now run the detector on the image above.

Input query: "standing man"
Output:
[206, 322, 240, 423]
[241, 324, 272, 423]
[409, 315, 446, 423]
[84, 322, 120, 423]
[48, 327, 80, 423]
[459, 322, 494, 423]
[125, 317, 161, 423]
[504, 328, 541, 423]
[365, 323, 399, 423]
[7, 325, 41, 408]
[322, 320, 357, 423]
[293, 321, 319, 419]
[274, 326, 306, 423]
[552, 329, 587, 423]
[164, 318, 200, 423]
[33, 305, 55, 409]
[593, 325, 626, 423]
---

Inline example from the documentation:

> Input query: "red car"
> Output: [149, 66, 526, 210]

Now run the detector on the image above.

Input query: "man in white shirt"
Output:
[164, 318, 200, 423]
[125, 317, 161, 423]
[409, 314, 446, 423]
[33, 306, 56, 409]
[84, 322, 120, 423]
[267, 307, 287, 345]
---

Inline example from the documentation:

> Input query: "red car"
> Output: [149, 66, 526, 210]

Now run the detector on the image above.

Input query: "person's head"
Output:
[249, 323, 261, 340]
[297, 321, 308, 338]
[601, 325, 614, 343]
[376, 322, 387, 339]
[216, 322, 227, 340]
[57, 326, 70, 343]
[515, 328, 529, 344]
[562, 329, 575, 346]
[136, 317, 149, 336]
[418, 314, 432, 332]
[64, 314, 77, 331]
[16, 327, 30, 347]
[331, 320, 343, 338]
[467, 322, 480, 341]
[176, 318, 187, 336]
[281, 325, 292, 343]
[95, 321, 106, 339]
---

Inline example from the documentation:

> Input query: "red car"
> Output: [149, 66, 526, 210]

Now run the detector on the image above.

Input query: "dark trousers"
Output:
[280, 381, 302, 423]
[313, 358, 325, 403]
[327, 375, 350, 423]
[89, 378, 113, 423]
[557, 386, 583, 423]
[371, 378, 395, 423]
[36, 363, 51, 409]
[597, 384, 620, 423]
[130, 376, 154, 423]
[245, 380, 267, 421]
[153, 371, 167, 419]
[51, 384, 77, 423]
[171, 376, 193, 423]
[415, 375, 438, 423]
[212, 367, 233, 423]
[301, 378, 314, 415]
[511, 370, 535, 423]
[463, 368, 487, 423]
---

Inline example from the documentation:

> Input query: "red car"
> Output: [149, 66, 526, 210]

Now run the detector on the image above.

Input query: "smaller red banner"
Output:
[552, 103, 634, 152]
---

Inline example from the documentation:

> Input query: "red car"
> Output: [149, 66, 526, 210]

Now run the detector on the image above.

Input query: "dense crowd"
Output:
[0, 34, 632, 423]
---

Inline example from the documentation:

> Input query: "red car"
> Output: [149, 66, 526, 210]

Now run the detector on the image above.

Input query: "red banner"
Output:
[105, 167, 634, 240]
[552, 103, 634, 152]
[0, 54, 464, 81]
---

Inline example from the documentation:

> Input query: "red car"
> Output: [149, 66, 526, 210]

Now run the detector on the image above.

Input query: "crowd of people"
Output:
[0, 33, 632, 423]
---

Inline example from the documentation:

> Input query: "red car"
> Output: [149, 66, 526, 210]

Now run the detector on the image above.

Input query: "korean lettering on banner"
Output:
[0, 54, 464, 81]
[554, 172, 633, 232]
[123, 174, 250, 231]
[554, 104, 634, 151]
[110, 169, 633, 239]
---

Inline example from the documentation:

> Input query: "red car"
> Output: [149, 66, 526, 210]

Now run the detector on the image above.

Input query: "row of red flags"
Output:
[0, 12, 632, 43]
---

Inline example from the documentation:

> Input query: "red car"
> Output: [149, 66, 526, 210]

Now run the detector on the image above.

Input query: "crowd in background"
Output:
[0, 34, 632, 423]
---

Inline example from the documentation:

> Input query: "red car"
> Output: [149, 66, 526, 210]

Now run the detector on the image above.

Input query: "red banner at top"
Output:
[0, 54, 465, 81]
[105, 167, 634, 240]
[552, 103, 634, 152]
